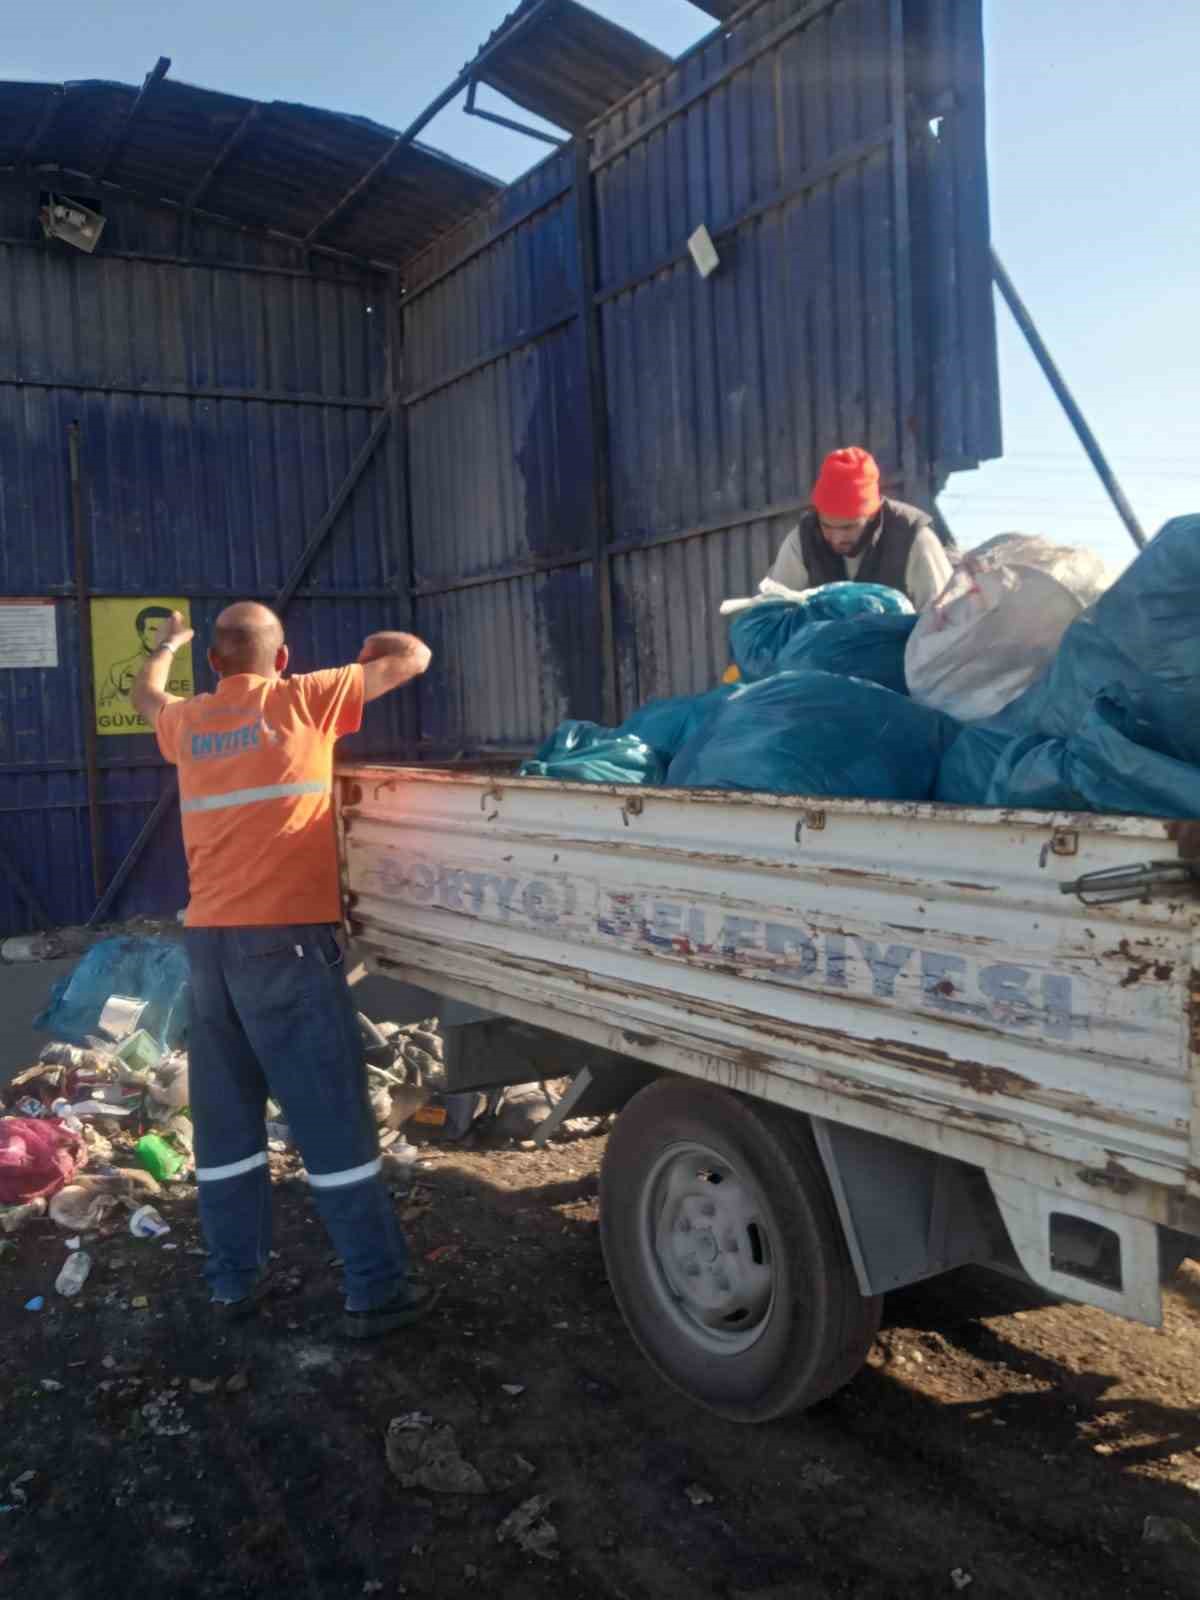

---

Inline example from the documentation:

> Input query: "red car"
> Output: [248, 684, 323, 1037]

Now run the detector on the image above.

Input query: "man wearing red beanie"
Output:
[766, 447, 953, 609]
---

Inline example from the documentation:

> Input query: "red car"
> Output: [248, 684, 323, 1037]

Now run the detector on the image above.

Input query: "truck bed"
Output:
[337, 767, 1200, 1239]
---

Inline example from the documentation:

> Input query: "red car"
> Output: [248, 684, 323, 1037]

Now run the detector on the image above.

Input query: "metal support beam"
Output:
[184, 101, 261, 214]
[463, 78, 565, 148]
[401, 178, 572, 307]
[68, 423, 105, 900]
[95, 56, 170, 181]
[573, 137, 618, 726]
[87, 785, 176, 928]
[992, 249, 1147, 551]
[305, 0, 553, 248]
[402, 307, 577, 407]
[274, 406, 395, 611]
[180, 100, 261, 257]
[0, 373, 384, 410]
[20, 86, 64, 169]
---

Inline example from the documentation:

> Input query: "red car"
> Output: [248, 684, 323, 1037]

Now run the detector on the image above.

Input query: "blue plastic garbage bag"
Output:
[666, 670, 958, 798]
[619, 686, 737, 762]
[519, 720, 665, 786]
[987, 690, 1200, 818]
[777, 613, 917, 696]
[35, 935, 191, 1049]
[729, 583, 912, 683]
[988, 514, 1200, 767]
[935, 725, 1018, 806]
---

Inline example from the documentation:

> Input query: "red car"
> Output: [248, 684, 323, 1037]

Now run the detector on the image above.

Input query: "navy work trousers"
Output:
[184, 924, 410, 1311]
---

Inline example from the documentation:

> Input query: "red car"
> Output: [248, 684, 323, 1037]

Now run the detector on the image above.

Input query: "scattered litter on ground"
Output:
[496, 1494, 558, 1561]
[385, 1415, 488, 1495]
[1142, 1516, 1200, 1550]
[141, 1391, 191, 1437]
[684, 1483, 714, 1507]
[129, 1204, 170, 1239]
[54, 1249, 91, 1296]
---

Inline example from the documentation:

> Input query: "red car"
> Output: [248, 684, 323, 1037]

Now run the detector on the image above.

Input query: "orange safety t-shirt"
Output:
[155, 666, 364, 927]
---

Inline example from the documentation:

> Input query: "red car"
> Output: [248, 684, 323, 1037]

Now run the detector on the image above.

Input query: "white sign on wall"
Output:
[0, 601, 58, 669]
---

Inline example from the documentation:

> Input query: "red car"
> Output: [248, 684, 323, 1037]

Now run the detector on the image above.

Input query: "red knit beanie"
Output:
[811, 447, 882, 520]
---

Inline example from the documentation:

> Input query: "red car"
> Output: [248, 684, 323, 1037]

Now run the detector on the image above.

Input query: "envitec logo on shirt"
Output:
[189, 716, 280, 761]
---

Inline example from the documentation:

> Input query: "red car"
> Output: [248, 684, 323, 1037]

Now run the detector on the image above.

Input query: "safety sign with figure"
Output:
[92, 597, 194, 735]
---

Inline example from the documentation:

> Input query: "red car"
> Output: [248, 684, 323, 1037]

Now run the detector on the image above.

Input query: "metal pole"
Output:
[87, 787, 175, 928]
[68, 422, 106, 898]
[991, 249, 1148, 551]
[573, 136, 618, 727]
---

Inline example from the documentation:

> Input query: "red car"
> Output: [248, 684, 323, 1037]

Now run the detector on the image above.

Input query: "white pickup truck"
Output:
[337, 765, 1200, 1422]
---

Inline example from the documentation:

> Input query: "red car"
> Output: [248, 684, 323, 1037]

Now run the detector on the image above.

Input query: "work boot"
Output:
[211, 1267, 275, 1323]
[341, 1282, 443, 1340]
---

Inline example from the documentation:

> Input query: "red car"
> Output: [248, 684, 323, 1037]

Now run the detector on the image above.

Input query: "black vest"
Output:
[797, 498, 933, 594]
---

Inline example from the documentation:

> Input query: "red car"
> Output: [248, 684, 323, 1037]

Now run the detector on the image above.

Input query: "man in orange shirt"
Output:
[133, 602, 435, 1336]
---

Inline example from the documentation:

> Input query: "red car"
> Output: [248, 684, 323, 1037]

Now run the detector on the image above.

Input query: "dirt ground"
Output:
[4, 1127, 1200, 1600]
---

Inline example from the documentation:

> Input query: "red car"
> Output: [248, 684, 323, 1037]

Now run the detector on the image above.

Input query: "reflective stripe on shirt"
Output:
[180, 780, 328, 815]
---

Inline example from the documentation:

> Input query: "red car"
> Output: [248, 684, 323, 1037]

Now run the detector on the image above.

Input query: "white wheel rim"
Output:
[639, 1140, 776, 1355]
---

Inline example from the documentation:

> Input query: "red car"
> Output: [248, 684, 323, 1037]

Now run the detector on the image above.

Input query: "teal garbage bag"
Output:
[666, 670, 958, 799]
[729, 582, 913, 683]
[988, 514, 1200, 767]
[935, 725, 1018, 805]
[519, 720, 665, 786]
[987, 690, 1200, 818]
[777, 613, 917, 695]
[618, 686, 737, 762]
[35, 935, 191, 1049]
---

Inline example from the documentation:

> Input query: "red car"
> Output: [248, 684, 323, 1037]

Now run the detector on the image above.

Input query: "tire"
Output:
[599, 1077, 882, 1422]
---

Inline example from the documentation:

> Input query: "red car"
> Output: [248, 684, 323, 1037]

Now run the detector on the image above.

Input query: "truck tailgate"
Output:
[338, 767, 1200, 1231]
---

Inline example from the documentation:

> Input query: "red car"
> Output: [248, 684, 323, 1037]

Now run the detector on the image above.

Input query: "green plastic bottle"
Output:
[135, 1133, 185, 1183]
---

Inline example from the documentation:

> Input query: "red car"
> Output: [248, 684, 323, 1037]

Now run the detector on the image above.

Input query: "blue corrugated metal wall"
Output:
[401, 0, 999, 741]
[0, 183, 411, 930]
[404, 148, 599, 756]
[0, 0, 998, 927]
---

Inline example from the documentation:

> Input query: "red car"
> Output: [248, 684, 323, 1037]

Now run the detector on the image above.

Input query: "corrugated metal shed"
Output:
[0, 75, 502, 269]
[465, 0, 671, 131]
[0, 0, 1003, 929]
[0, 166, 412, 930]
[400, 0, 1002, 750]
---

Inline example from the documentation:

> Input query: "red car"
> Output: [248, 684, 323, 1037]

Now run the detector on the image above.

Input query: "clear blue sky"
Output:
[6, 0, 1197, 573]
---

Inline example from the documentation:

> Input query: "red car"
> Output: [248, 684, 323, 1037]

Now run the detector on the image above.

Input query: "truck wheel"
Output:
[599, 1078, 881, 1422]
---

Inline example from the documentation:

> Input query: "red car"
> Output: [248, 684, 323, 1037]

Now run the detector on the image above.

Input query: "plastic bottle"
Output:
[55, 1250, 92, 1297]
[135, 1133, 185, 1182]
[50, 1099, 85, 1135]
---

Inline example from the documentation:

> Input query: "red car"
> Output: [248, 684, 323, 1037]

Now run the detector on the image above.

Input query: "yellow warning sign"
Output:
[92, 598, 194, 736]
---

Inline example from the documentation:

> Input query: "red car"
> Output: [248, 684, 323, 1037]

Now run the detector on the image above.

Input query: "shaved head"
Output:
[210, 602, 285, 677]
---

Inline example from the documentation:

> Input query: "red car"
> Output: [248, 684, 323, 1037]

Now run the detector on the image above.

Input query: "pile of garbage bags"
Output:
[521, 515, 1200, 819]
[933, 514, 1200, 815]
[723, 579, 913, 683]
[666, 671, 956, 799]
